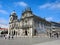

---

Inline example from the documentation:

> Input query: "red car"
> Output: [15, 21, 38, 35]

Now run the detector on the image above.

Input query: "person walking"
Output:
[8, 35, 10, 40]
[56, 33, 59, 38]
[49, 33, 52, 38]
[4, 35, 6, 39]
[12, 35, 14, 39]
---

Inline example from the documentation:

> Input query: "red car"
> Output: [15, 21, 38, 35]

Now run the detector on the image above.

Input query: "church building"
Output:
[9, 7, 51, 37]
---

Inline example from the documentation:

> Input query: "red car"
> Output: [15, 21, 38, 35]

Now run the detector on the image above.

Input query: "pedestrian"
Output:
[12, 34, 14, 39]
[56, 33, 59, 38]
[49, 33, 52, 38]
[12, 36, 13, 39]
[4, 36, 6, 39]
[4, 35, 6, 39]
[8, 35, 10, 40]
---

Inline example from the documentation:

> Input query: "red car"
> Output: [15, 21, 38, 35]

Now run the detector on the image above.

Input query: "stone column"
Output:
[29, 28, 33, 37]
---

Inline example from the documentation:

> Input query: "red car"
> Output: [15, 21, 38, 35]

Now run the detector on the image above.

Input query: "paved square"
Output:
[0, 37, 60, 45]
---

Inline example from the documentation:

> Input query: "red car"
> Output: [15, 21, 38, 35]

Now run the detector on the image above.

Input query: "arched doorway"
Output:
[25, 30, 28, 35]
[12, 30, 15, 36]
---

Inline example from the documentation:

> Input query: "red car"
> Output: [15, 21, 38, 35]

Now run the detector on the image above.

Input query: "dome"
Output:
[11, 10, 16, 15]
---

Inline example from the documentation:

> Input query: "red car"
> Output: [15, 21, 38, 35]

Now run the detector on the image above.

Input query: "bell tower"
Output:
[9, 10, 18, 23]
[9, 10, 18, 36]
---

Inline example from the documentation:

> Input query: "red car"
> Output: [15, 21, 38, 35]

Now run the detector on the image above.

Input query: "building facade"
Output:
[9, 8, 51, 37]
[50, 22, 60, 36]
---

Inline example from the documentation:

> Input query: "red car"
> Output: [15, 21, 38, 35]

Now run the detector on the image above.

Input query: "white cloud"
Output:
[46, 17, 53, 21]
[0, 24, 8, 28]
[39, 1, 60, 9]
[14, 2, 28, 7]
[0, 18, 8, 28]
[39, 3, 51, 9]
[0, 10, 8, 14]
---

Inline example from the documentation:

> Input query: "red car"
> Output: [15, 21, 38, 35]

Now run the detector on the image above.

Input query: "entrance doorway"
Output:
[34, 29, 37, 35]
[25, 30, 28, 35]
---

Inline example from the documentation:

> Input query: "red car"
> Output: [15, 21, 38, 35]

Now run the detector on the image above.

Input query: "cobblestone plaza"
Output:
[0, 36, 60, 45]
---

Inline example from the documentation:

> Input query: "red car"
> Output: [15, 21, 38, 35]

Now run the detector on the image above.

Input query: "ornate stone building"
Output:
[9, 8, 51, 37]
[50, 22, 60, 36]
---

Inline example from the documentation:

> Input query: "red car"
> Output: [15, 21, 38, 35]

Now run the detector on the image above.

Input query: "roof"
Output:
[51, 21, 60, 27]
[10, 10, 17, 17]
[11, 10, 16, 15]
[0, 28, 8, 30]
[20, 14, 51, 25]
[33, 15, 51, 24]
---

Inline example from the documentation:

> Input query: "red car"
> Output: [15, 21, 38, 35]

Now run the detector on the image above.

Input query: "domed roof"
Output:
[11, 10, 16, 15]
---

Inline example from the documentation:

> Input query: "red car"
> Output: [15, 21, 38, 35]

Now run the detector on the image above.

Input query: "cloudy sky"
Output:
[0, 0, 60, 28]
